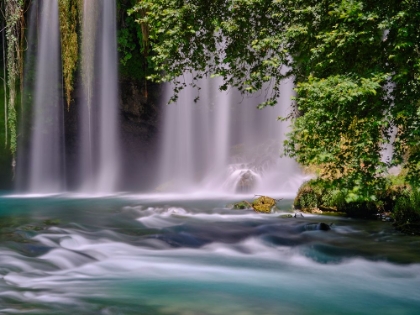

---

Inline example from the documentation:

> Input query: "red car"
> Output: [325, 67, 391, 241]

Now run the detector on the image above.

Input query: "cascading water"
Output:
[27, 0, 65, 193]
[18, 0, 298, 196]
[157, 76, 305, 195]
[158, 76, 233, 192]
[96, 0, 120, 192]
[78, 0, 97, 191]
[78, 0, 120, 194]
[18, 0, 120, 194]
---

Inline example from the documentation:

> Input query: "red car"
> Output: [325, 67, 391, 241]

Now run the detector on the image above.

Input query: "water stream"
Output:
[79, 0, 120, 193]
[27, 0, 65, 193]
[0, 195, 419, 314]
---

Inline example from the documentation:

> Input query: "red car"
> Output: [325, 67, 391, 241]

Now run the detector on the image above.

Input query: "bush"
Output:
[294, 180, 323, 209]
[392, 189, 420, 224]
[294, 177, 420, 226]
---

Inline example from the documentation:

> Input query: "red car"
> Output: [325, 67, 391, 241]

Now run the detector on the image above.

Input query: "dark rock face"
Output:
[118, 78, 162, 191]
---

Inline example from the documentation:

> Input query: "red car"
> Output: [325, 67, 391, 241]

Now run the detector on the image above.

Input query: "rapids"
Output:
[1, 195, 419, 314]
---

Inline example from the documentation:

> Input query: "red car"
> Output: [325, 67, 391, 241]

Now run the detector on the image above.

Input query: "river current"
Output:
[0, 194, 419, 314]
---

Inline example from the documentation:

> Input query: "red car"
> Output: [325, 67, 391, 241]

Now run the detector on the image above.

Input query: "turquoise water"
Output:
[1, 194, 420, 314]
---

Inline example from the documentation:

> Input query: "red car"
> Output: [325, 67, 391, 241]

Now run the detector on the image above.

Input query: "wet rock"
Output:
[303, 222, 331, 231]
[229, 201, 252, 210]
[252, 196, 277, 213]
[236, 170, 257, 193]
[377, 212, 394, 222]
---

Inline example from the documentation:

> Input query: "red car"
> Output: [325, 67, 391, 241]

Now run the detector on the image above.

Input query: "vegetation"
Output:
[230, 196, 281, 213]
[0, 0, 150, 183]
[295, 177, 420, 233]
[59, 0, 80, 110]
[2, 0, 24, 161]
[118, 0, 150, 79]
[132, 0, 420, 203]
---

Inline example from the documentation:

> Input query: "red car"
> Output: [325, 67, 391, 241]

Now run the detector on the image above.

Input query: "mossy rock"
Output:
[252, 196, 276, 213]
[294, 180, 323, 210]
[230, 201, 251, 210]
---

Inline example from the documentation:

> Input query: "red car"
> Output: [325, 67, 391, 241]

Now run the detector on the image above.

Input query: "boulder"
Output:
[236, 170, 257, 193]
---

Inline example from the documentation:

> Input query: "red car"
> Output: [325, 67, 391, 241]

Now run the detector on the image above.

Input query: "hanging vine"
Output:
[4, 0, 24, 161]
[58, 0, 80, 111]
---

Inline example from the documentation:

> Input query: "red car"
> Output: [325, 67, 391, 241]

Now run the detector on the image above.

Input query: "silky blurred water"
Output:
[1, 194, 419, 314]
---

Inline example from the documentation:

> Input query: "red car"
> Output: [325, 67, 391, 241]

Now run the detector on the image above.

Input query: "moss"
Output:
[230, 201, 251, 210]
[294, 180, 323, 210]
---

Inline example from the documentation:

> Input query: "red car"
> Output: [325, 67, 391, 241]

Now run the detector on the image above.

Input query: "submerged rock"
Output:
[236, 170, 257, 193]
[303, 222, 331, 231]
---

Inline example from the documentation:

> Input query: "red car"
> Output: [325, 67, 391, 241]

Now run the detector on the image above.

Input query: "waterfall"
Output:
[17, 0, 120, 194]
[78, 0, 97, 191]
[17, 0, 300, 196]
[27, 0, 65, 193]
[157, 76, 304, 195]
[95, 0, 120, 192]
[79, 0, 120, 193]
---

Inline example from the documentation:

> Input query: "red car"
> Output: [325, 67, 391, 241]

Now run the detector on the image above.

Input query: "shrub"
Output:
[392, 188, 420, 224]
[294, 180, 323, 209]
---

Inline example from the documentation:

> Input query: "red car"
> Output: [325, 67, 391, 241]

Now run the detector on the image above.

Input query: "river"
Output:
[0, 194, 419, 314]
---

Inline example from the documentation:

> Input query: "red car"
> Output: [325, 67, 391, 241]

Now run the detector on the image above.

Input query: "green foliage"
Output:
[118, 0, 151, 79]
[285, 74, 390, 198]
[132, 0, 420, 198]
[0, 67, 13, 189]
[390, 0, 420, 184]
[294, 180, 323, 209]
[393, 188, 420, 224]
[295, 177, 420, 223]
[231, 201, 250, 210]
[59, 0, 80, 110]
[4, 0, 24, 157]
[130, 0, 291, 104]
